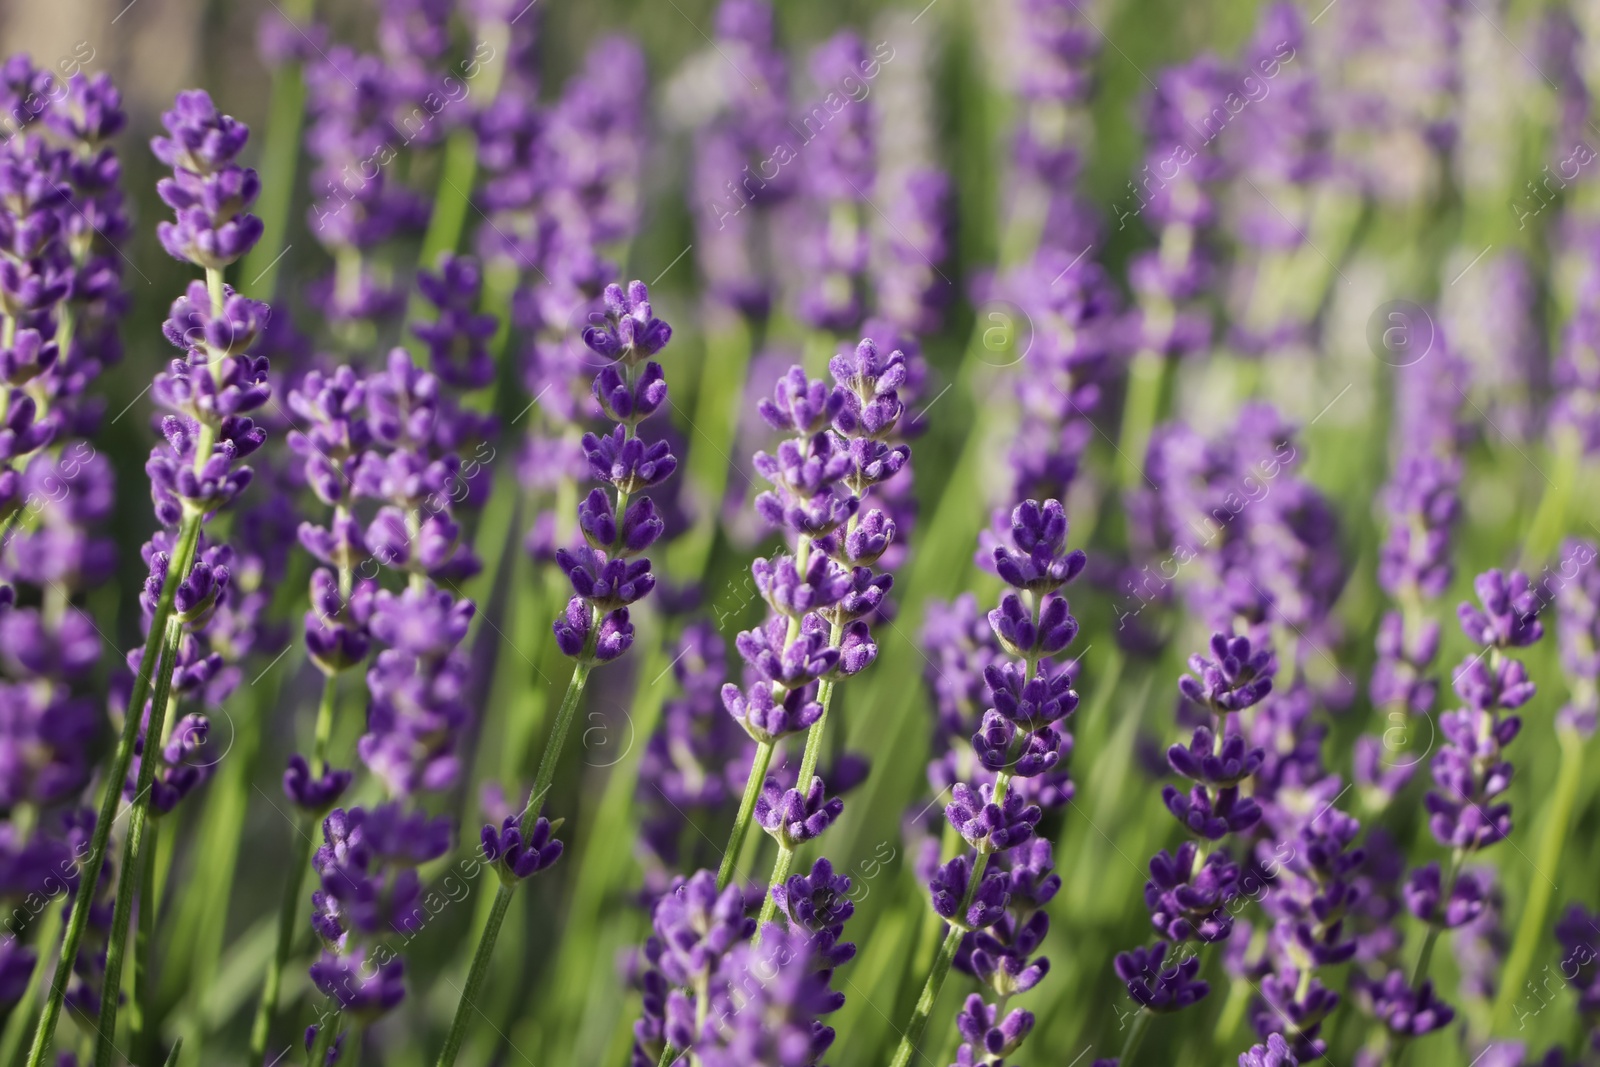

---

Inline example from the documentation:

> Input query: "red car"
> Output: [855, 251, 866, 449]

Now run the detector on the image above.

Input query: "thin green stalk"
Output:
[94, 616, 184, 1066]
[249, 671, 341, 1064]
[26, 511, 201, 1067]
[432, 884, 515, 1067]
[1118, 1009, 1153, 1067]
[410, 15, 509, 304]
[1492, 726, 1588, 1031]
[1519, 435, 1579, 570]
[130, 816, 161, 1063]
[433, 658, 592, 1067]
[716, 741, 774, 891]
[888, 883, 983, 1067]
[161, 1037, 182, 1067]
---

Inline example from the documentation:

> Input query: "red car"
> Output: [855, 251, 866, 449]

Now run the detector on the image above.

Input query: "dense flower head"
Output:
[481, 814, 564, 883]
[1358, 970, 1455, 1037]
[988, 498, 1088, 594]
[283, 754, 352, 813]
[1378, 453, 1462, 600]
[929, 854, 1010, 931]
[957, 906, 1052, 997]
[721, 674, 824, 743]
[946, 781, 1041, 853]
[690, 925, 843, 1067]
[582, 280, 672, 365]
[652, 870, 756, 986]
[413, 254, 499, 390]
[152, 90, 262, 268]
[988, 591, 1079, 660]
[1239, 1033, 1298, 1067]
[755, 775, 843, 849]
[1179, 632, 1276, 712]
[1145, 842, 1240, 943]
[1458, 569, 1544, 649]
[1114, 941, 1210, 1012]
[954, 993, 1034, 1061]
[1163, 782, 1262, 840]
[1167, 726, 1264, 787]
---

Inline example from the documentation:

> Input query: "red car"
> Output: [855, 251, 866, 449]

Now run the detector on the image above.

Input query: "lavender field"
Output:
[0, 0, 1596, 1065]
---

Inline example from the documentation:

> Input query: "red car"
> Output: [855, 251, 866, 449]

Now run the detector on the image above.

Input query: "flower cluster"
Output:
[692, 0, 796, 320]
[724, 340, 913, 850]
[917, 499, 1084, 1065]
[553, 280, 674, 665]
[308, 804, 452, 1017]
[1116, 631, 1275, 1018]
[302, 42, 429, 330]
[1355, 568, 1545, 1050]
[123, 90, 272, 822]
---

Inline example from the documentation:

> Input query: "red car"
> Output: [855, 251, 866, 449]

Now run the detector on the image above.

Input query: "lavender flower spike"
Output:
[44, 89, 270, 1067]
[437, 284, 673, 1067]
[891, 499, 1084, 1067]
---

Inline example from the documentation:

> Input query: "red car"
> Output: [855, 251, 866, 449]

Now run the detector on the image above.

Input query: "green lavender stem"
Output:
[717, 740, 774, 891]
[1116, 344, 1167, 489]
[1118, 1009, 1153, 1067]
[161, 1037, 182, 1067]
[413, 18, 509, 271]
[25, 510, 201, 1067]
[1492, 725, 1589, 1031]
[434, 657, 592, 1067]
[248, 672, 340, 1064]
[93, 615, 184, 1066]
[129, 816, 161, 1062]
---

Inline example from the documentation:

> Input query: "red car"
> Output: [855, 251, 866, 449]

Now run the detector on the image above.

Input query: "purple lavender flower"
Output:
[755, 775, 843, 848]
[152, 90, 263, 269]
[652, 870, 756, 988]
[555, 281, 673, 665]
[954, 993, 1034, 1062]
[1114, 941, 1210, 1012]
[481, 814, 564, 883]
[1553, 538, 1600, 733]
[413, 254, 499, 391]
[1358, 971, 1455, 1037]
[1239, 1033, 1298, 1067]
[1180, 633, 1276, 712]
[1425, 569, 1544, 851]
[788, 33, 877, 333]
[929, 854, 1010, 931]
[689, 925, 843, 1066]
